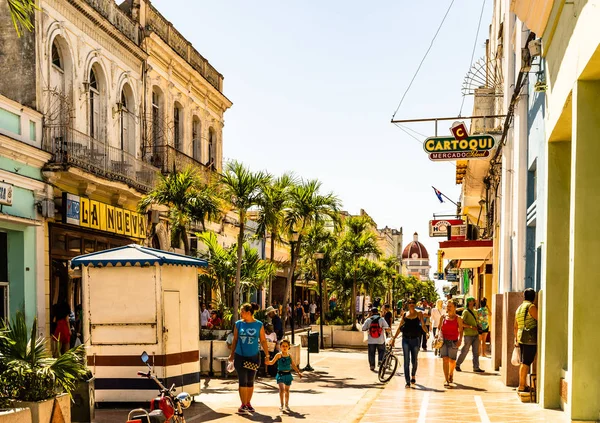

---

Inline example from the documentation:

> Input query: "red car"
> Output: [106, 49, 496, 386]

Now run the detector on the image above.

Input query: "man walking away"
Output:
[383, 304, 393, 336]
[362, 307, 389, 371]
[514, 288, 538, 393]
[455, 297, 484, 373]
[266, 306, 284, 341]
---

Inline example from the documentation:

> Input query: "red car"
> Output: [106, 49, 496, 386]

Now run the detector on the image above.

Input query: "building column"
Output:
[567, 80, 600, 420]
[539, 140, 570, 409]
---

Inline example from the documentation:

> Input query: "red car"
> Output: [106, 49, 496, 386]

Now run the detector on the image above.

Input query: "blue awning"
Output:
[71, 244, 208, 268]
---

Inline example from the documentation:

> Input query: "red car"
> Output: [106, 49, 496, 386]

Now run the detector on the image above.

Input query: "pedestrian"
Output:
[295, 302, 304, 328]
[421, 299, 431, 351]
[373, 297, 381, 308]
[390, 297, 428, 388]
[383, 304, 393, 330]
[329, 297, 337, 311]
[228, 303, 270, 414]
[431, 299, 444, 356]
[265, 306, 284, 341]
[207, 310, 222, 329]
[396, 298, 403, 317]
[455, 297, 484, 373]
[362, 307, 389, 371]
[200, 302, 210, 329]
[309, 300, 317, 324]
[439, 300, 463, 387]
[478, 298, 491, 357]
[302, 300, 310, 325]
[265, 339, 303, 413]
[286, 303, 292, 328]
[52, 303, 71, 356]
[264, 323, 278, 378]
[514, 288, 538, 393]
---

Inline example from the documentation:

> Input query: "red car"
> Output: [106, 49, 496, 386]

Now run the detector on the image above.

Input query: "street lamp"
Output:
[313, 252, 325, 350]
[289, 231, 299, 345]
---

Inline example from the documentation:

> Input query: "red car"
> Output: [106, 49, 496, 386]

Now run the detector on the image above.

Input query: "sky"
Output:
[153, 0, 493, 264]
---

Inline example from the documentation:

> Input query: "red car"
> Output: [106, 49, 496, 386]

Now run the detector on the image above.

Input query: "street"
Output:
[96, 338, 566, 423]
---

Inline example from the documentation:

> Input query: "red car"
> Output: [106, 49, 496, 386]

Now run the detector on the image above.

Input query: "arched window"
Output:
[152, 87, 164, 158]
[208, 127, 215, 169]
[89, 68, 100, 139]
[192, 116, 201, 162]
[120, 84, 135, 156]
[51, 42, 62, 70]
[173, 102, 183, 151]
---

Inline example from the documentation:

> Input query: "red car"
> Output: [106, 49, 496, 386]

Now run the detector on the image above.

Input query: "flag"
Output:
[432, 186, 444, 203]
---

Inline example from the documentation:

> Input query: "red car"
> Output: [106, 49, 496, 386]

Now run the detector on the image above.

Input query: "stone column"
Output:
[566, 80, 600, 420]
[491, 293, 503, 370]
[500, 291, 521, 386]
[539, 140, 570, 409]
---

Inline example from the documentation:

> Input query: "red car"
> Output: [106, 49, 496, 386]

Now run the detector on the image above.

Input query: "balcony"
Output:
[147, 144, 214, 182]
[146, 5, 223, 92]
[43, 126, 158, 192]
[81, 0, 140, 44]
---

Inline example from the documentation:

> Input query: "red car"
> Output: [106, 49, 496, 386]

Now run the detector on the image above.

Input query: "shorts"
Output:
[440, 339, 459, 360]
[480, 328, 489, 333]
[234, 353, 259, 387]
[276, 372, 294, 386]
[519, 343, 537, 366]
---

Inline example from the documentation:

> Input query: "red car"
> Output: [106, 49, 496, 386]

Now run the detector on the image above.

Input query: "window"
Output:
[173, 103, 182, 151]
[52, 42, 62, 70]
[120, 86, 135, 156]
[89, 68, 100, 139]
[152, 89, 162, 154]
[192, 117, 201, 162]
[208, 127, 215, 168]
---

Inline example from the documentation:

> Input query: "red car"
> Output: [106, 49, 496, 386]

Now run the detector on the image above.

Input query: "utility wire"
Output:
[393, 123, 456, 168]
[391, 0, 456, 120]
[459, 0, 487, 116]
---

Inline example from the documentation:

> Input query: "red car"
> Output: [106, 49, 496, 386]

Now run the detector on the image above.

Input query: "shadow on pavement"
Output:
[451, 382, 487, 392]
[239, 411, 284, 422]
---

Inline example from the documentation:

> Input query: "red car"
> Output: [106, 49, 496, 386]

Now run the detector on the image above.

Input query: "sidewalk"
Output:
[358, 340, 569, 423]
[94, 346, 385, 423]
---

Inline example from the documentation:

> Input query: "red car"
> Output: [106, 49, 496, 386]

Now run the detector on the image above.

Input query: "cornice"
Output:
[0, 136, 52, 168]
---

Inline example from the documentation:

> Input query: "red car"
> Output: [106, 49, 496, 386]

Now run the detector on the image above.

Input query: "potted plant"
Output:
[0, 311, 88, 423]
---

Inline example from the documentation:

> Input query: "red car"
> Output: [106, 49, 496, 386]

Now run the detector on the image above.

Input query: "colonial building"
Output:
[0, 0, 230, 336]
[401, 233, 430, 281]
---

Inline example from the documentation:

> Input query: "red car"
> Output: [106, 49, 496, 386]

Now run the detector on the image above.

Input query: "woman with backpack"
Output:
[390, 297, 429, 388]
[361, 307, 389, 371]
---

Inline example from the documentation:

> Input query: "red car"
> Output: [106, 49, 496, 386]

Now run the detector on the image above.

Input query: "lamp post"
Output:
[313, 252, 325, 350]
[289, 231, 299, 345]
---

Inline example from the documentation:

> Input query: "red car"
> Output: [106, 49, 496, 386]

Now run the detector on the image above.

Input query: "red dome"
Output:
[402, 232, 429, 259]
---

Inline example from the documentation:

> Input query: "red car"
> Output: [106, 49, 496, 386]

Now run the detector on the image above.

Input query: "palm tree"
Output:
[282, 179, 340, 325]
[356, 258, 385, 314]
[7, 0, 37, 37]
[339, 215, 381, 326]
[139, 167, 220, 255]
[220, 161, 270, 322]
[197, 231, 236, 310]
[256, 173, 296, 304]
[382, 256, 400, 304]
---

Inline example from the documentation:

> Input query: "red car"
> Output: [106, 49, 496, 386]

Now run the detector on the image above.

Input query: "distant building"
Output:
[401, 233, 430, 281]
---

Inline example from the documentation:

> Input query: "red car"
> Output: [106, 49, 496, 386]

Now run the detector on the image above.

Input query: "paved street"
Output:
[96, 338, 567, 422]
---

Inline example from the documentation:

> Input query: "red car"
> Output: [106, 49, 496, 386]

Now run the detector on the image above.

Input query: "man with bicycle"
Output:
[362, 307, 389, 371]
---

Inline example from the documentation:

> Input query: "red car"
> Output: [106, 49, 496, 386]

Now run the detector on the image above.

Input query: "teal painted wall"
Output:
[0, 157, 43, 180]
[0, 185, 36, 220]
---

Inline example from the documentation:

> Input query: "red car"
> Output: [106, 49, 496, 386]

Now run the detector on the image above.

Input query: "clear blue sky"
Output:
[153, 0, 492, 261]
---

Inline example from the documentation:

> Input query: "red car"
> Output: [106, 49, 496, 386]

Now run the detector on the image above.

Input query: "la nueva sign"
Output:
[423, 122, 496, 162]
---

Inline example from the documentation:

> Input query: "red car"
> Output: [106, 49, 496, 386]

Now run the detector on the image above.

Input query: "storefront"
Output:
[48, 192, 147, 339]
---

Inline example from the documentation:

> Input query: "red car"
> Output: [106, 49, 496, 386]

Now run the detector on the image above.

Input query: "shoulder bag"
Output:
[432, 316, 444, 350]
[520, 305, 537, 345]
[467, 309, 484, 334]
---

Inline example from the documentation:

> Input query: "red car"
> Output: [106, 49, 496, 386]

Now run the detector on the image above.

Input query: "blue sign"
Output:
[63, 193, 80, 225]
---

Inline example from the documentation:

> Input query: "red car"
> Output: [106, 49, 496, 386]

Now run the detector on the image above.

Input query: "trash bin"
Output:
[71, 375, 95, 423]
[308, 331, 319, 353]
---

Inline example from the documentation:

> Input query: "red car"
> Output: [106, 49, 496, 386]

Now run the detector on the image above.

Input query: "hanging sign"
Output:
[0, 182, 13, 206]
[423, 121, 496, 162]
[429, 219, 464, 237]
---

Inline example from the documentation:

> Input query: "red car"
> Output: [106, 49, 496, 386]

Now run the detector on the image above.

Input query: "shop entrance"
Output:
[49, 224, 131, 348]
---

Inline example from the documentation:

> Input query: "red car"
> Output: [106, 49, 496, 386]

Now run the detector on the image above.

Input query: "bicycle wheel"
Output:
[378, 354, 398, 383]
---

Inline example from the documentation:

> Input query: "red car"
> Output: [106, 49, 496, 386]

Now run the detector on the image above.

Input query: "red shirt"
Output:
[440, 316, 459, 341]
[54, 319, 71, 345]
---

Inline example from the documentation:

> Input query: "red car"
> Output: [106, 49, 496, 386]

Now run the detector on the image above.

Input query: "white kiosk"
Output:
[71, 244, 207, 402]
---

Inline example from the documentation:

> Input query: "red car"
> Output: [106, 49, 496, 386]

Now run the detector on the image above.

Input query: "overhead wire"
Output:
[458, 0, 488, 116]
[393, 123, 456, 169]
[391, 0, 456, 120]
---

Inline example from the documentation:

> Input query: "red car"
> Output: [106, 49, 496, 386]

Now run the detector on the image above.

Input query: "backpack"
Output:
[369, 317, 383, 338]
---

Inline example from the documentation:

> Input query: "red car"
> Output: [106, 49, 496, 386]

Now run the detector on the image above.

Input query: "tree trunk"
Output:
[351, 264, 357, 327]
[282, 236, 301, 327]
[268, 231, 275, 305]
[323, 278, 329, 314]
[182, 229, 190, 255]
[233, 215, 245, 323]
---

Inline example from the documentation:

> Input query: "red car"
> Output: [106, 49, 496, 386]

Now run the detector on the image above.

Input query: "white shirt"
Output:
[431, 308, 443, 328]
[361, 315, 389, 344]
[201, 309, 210, 326]
[309, 304, 317, 313]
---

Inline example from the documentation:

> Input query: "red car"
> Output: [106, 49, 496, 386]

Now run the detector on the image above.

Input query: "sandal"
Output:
[518, 386, 531, 393]
[444, 381, 450, 387]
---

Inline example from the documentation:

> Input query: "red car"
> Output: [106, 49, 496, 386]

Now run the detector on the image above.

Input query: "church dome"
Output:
[402, 232, 429, 259]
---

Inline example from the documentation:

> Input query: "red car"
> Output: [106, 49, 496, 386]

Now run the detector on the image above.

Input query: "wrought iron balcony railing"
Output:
[43, 126, 158, 192]
[147, 144, 215, 182]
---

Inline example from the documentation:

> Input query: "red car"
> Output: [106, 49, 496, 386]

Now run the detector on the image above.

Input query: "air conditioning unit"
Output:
[521, 47, 532, 72]
[150, 210, 160, 223]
